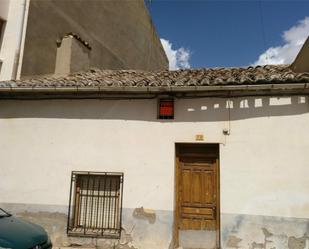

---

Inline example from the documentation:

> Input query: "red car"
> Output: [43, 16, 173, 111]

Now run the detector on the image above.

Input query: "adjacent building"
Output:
[0, 0, 168, 81]
[0, 0, 26, 81]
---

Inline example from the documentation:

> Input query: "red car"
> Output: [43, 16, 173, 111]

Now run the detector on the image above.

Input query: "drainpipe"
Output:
[15, 0, 30, 80]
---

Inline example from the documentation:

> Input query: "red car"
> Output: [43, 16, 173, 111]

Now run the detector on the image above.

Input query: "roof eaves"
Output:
[0, 82, 309, 97]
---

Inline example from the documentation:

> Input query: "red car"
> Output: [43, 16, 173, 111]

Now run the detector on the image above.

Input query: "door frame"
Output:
[173, 143, 220, 248]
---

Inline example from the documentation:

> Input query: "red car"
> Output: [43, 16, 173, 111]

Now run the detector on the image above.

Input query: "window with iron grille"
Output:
[67, 171, 124, 238]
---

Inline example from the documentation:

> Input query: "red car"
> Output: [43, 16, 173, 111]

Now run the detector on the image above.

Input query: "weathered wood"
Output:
[175, 143, 220, 248]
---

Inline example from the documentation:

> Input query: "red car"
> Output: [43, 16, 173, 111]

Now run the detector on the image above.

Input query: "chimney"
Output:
[290, 36, 309, 73]
[55, 34, 91, 76]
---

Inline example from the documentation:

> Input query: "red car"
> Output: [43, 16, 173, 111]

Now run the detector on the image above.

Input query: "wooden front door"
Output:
[175, 144, 220, 249]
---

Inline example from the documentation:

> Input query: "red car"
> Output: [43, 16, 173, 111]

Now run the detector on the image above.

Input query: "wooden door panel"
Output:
[180, 218, 216, 230]
[179, 161, 217, 231]
[205, 171, 215, 204]
[192, 171, 202, 203]
[182, 207, 215, 218]
[181, 170, 191, 203]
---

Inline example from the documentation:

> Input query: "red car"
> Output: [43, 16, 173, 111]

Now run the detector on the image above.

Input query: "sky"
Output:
[146, 0, 309, 70]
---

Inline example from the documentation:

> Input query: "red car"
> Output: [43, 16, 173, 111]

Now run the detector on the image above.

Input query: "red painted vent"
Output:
[158, 99, 174, 119]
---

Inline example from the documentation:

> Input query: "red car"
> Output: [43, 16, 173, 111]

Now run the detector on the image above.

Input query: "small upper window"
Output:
[67, 171, 124, 238]
[158, 98, 174, 119]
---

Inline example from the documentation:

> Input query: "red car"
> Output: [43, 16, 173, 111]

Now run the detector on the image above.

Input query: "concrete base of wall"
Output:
[0, 203, 173, 249]
[1, 203, 308, 249]
[221, 213, 309, 249]
[179, 230, 216, 249]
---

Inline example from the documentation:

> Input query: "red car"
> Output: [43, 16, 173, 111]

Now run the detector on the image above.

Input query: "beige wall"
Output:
[0, 96, 308, 219]
[0, 0, 26, 81]
[20, 0, 168, 78]
[0, 0, 9, 20]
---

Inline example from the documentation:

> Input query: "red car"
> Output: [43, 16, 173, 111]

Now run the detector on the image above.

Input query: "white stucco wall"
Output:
[0, 96, 308, 220]
[0, 0, 26, 81]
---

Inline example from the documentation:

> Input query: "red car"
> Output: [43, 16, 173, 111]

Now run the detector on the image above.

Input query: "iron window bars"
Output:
[67, 171, 124, 238]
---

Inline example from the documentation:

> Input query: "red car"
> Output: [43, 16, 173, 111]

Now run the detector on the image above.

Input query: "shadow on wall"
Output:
[0, 96, 308, 122]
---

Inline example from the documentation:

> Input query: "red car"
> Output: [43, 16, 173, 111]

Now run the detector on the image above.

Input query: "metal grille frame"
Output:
[67, 171, 124, 239]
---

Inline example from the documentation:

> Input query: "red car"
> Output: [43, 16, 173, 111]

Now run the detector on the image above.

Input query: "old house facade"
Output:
[0, 38, 309, 248]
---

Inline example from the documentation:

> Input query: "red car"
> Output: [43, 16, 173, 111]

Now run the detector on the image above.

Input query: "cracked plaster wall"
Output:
[0, 97, 309, 248]
[222, 214, 309, 249]
[0, 203, 173, 249]
[2, 203, 308, 249]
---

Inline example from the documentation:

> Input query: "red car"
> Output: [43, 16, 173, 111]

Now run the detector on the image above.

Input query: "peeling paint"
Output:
[118, 228, 134, 247]
[222, 213, 309, 249]
[249, 228, 309, 249]
[3, 205, 309, 249]
[132, 207, 156, 224]
[262, 228, 273, 238]
[251, 242, 264, 249]
[2, 205, 172, 249]
[95, 229, 138, 249]
[225, 235, 242, 248]
[251, 228, 274, 249]
[288, 235, 308, 249]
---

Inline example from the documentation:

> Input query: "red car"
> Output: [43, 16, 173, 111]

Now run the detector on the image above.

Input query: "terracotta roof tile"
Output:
[1, 65, 309, 89]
